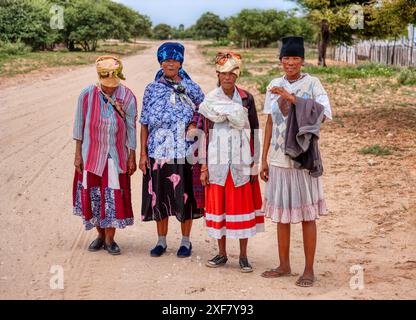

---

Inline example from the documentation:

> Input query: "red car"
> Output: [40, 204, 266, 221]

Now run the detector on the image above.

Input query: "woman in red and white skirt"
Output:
[199, 52, 264, 272]
[72, 56, 137, 255]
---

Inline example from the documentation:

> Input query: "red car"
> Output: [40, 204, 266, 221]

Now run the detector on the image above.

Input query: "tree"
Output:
[194, 12, 229, 41]
[152, 24, 172, 40]
[0, 0, 152, 52]
[105, 0, 152, 41]
[63, 0, 116, 51]
[228, 9, 278, 48]
[364, 0, 415, 39]
[228, 9, 315, 48]
[292, 0, 412, 66]
[171, 24, 187, 39]
[0, 0, 57, 50]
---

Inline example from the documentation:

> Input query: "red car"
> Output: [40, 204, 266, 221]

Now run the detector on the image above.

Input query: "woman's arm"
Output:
[247, 95, 260, 182]
[139, 124, 149, 173]
[73, 89, 88, 174]
[74, 140, 83, 174]
[260, 115, 273, 182]
[126, 95, 138, 176]
[200, 116, 209, 186]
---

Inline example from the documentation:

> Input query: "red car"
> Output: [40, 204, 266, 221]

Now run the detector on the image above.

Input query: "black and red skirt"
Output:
[141, 158, 204, 222]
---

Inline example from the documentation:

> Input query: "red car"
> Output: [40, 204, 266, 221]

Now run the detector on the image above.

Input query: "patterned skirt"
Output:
[73, 158, 134, 230]
[141, 158, 204, 222]
[205, 171, 265, 239]
[263, 166, 327, 224]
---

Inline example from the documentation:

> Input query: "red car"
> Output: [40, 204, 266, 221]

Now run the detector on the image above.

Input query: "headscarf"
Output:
[155, 42, 191, 81]
[215, 51, 242, 78]
[95, 55, 125, 87]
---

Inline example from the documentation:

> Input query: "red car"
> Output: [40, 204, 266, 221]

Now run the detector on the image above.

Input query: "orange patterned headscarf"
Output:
[95, 55, 125, 87]
[215, 51, 242, 77]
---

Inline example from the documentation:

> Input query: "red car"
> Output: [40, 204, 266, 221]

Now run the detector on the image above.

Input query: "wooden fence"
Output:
[333, 40, 416, 66]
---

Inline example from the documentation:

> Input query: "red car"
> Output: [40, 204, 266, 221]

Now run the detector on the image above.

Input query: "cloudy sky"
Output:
[114, 0, 298, 27]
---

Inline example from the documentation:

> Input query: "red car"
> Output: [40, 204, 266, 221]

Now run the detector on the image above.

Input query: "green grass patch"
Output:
[256, 59, 274, 64]
[302, 62, 399, 79]
[245, 75, 274, 94]
[397, 67, 416, 86]
[304, 49, 318, 60]
[240, 68, 252, 77]
[358, 144, 394, 156]
[0, 40, 31, 55]
[0, 43, 147, 78]
[202, 39, 231, 47]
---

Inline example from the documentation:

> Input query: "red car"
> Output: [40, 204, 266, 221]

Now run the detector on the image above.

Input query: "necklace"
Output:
[286, 73, 303, 84]
[96, 84, 125, 119]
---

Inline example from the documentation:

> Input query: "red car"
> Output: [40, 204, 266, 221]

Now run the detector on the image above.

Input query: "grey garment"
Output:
[284, 96, 325, 177]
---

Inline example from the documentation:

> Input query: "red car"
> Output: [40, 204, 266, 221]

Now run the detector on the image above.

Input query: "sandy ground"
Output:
[0, 40, 415, 300]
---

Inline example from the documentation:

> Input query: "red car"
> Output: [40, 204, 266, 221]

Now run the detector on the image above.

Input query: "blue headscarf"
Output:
[155, 42, 191, 81]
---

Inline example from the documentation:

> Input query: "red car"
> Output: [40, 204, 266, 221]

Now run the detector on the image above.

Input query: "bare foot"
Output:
[261, 266, 292, 278]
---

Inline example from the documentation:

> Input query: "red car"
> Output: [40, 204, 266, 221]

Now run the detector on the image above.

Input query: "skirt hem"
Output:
[263, 199, 328, 224]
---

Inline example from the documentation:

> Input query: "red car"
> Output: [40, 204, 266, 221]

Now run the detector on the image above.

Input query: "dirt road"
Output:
[0, 41, 414, 300]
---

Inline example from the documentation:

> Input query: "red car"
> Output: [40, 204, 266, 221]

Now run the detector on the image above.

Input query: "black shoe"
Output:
[177, 243, 192, 258]
[239, 257, 253, 273]
[206, 255, 228, 268]
[104, 241, 121, 255]
[88, 237, 104, 252]
[150, 245, 167, 257]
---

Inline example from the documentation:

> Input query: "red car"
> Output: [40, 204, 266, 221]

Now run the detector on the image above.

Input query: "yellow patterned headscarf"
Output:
[215, 51, 242, 77]
[95, 55, 125, 87]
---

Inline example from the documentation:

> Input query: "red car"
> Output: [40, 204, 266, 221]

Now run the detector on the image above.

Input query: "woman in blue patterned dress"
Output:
[139, 42, 205, 258]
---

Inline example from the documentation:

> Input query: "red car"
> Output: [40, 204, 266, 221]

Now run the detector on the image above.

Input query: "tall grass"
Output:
[397, 67, 416, 85]
[0, 40, 31, 55]
[358, 145, 393, 156]
[302, 63, 399, 79]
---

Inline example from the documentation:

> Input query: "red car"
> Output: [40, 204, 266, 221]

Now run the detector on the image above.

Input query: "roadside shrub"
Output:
[0, 40, 31, 55]
[397, 67, 416, 85]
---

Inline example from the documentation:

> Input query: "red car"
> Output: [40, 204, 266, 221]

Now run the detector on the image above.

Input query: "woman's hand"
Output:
[127, 154, 137, 176]
[139, 153, 148, 174]
[270, 86, 296, 104]
[278, 97, 291, 117]
[186, 122, 197, 141]
[260, 160, 269, 182]
[187, 122, 196, 133]
[250, 162, 259, 184]
[74, 154, 83, 174]
[200, 165, 209, 187]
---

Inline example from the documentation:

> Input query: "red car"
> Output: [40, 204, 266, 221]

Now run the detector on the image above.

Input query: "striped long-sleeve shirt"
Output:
[73, 84, 137, 177]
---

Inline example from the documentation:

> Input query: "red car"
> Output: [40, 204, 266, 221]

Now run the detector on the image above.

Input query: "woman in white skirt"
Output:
[260, 36, 332, 287]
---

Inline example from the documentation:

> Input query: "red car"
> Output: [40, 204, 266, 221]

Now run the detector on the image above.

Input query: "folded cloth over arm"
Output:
[198, 87, 248, 129]
[284, 96, 325, 177]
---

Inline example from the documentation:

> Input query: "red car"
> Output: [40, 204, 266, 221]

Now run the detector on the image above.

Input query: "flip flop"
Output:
[261, 268, 292, 278]
[295, 275, 317, 287]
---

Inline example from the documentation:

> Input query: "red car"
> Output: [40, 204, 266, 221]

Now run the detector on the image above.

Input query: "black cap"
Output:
[279, 36, 304, 59]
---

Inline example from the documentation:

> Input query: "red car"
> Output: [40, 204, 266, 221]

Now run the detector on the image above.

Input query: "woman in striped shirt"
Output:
[72, 56, 138, 255]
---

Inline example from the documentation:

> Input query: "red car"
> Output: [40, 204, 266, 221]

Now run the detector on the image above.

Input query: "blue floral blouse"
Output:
[140, 77, 204, 160]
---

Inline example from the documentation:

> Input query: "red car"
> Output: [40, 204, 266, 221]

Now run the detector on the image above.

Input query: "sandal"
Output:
[239, 257, 253, 273]
[206, 255, 228, 268]
[295, 275, 317, 287]
[261, 268, 292, 278]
